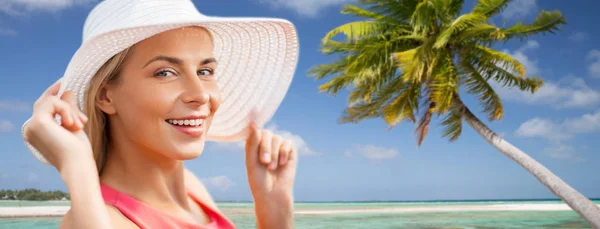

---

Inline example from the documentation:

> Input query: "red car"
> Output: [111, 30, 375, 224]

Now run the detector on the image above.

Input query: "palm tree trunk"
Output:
[454, 98, 600, 228]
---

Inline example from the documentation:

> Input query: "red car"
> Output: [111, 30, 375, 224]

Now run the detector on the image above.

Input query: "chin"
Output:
[169, 142, 206, 160]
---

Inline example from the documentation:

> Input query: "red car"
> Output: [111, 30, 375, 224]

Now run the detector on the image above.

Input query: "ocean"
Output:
[1, 200, 597, 229]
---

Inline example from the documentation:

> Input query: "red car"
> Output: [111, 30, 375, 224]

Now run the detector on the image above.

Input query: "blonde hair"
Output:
[83, 48, 131, 174]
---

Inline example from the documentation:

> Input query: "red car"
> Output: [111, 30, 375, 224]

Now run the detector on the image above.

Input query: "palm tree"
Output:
[309, 0, 600, 227]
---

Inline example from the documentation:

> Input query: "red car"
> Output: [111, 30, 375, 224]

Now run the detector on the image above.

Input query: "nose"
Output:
[180, 73, 210, 106]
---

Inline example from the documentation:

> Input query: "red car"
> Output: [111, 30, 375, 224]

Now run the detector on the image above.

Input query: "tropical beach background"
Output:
[1, 0, 600, 228]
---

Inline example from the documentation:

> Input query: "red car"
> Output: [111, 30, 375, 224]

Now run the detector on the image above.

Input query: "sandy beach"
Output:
[2, 203, 599, 218]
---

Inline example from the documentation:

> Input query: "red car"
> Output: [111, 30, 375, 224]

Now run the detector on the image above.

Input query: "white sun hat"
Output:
[21, 0, 299, 165]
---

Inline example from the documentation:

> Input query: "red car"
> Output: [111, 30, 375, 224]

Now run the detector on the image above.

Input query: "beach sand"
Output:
[2, 203, 599, 218]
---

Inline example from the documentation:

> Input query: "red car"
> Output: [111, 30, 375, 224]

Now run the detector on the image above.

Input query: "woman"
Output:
[21, 1, 299, 228]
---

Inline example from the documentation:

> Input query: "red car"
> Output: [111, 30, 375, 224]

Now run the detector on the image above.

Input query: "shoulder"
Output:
[59, 205, 139, 229]
[183, 168, 219, 211]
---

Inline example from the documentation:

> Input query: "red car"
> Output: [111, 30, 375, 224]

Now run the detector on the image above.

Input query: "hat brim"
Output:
[22, 15, 299, 165]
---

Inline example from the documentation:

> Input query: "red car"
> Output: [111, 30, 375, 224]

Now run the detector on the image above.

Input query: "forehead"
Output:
[129, 26, 214, 58]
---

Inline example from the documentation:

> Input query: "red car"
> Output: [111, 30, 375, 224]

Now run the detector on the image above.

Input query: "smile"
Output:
[166, 119, 203, 127]
[166, 118, 205, 137]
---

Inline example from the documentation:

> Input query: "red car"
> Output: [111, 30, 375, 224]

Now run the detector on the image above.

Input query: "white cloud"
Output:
[0, 27, 17, 36]
[569, 32, 589, 42]
[201, 176, 234, 191]
[0, 174, 8, 180]
[543, 144, 584, 161]
[211, 122, 320, 156]
[493, 76, 600, 109]
[515, 110, 600, 142]
[257, 0, 350, 17]
[0, 120, 14, 133]
[0, 0, 96, 35]
[265, 123, 320, 156]
[588, 49, 600, 78]
[0, 0, 96, 15]
[345, 144, 399, 161]
[501, 0, 537, 19]
[0, 100, 31, 112]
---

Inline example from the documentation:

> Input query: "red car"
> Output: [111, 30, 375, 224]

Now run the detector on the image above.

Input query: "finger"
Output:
[60, 91, 83, 129]
[279, 140, 292, 166]
[42, 80, 62, 99]
[269, 135, 282, 171]
[260, 130, 272, 164]
[287, 144, 297, 166]
[44, 97, 76, 130]
[34, 80, 61, 108]
[245, 121, 261, 165]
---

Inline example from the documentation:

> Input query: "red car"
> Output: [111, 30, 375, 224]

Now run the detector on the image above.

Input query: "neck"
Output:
[99, 134, 191, 212]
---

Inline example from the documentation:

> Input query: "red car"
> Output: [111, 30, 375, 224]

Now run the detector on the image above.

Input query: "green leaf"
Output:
[503, 10, 566, 41]
[322, 21, 387, 43]
[411, 0, 437, 34]
[341, 4, 405, 25]
[472, 0, 511, 17]
[441, 106, 463, 141]
[435, 13, 487, 49]
[471, 45, 526, 77]
[460, 60, 504, 120]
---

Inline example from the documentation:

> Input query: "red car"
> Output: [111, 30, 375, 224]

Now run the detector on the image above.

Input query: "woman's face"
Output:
[101, 26, 221, 160]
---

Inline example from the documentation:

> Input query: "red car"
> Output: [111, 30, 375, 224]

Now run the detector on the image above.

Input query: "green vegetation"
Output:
[0, 189, 70, 201]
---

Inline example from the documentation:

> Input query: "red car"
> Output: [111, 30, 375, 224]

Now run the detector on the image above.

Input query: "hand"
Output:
[245, 121, 297, 203]
[23, 80, 92, 173]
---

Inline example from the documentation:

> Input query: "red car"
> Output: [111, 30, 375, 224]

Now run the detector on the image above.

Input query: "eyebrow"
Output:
[143, 56, 217, 68]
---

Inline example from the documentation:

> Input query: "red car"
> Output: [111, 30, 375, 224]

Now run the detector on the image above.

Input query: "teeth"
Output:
[167, 119, 203, 127]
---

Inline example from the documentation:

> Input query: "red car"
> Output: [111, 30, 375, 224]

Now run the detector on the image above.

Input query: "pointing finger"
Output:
[260, 130, 272, 165]
[245, 121, 261, 165]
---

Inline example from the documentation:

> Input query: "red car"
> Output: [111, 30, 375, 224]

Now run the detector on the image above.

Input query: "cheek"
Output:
[118, 83, 175, 135]
[208, 83, 222, 113]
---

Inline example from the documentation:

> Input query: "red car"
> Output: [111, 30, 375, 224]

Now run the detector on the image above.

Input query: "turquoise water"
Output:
[1, 200, 596, 229]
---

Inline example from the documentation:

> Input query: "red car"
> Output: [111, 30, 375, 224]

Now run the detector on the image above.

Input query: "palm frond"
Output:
[465, 51, 543, 93]
[503, 10, 566, 41]
[358, 0, 421, 22]
[445, 0, 465, 18]
[381, 81, 421, 126]
[441, 106, 463, 141]
[471, 45, 526, 77]
[429, 52, 458, 113]
[472, 0, 511, 17]
[453, 23, 498, 44]
[415, 101, 436, 146]
[340, 74, 405, 123]
[435, 13, 487, 49]
[341, 4, 405, 25]
[322, 21, 388, 43]
[460, 60, 504, 121]
[411, 0, 438, 34]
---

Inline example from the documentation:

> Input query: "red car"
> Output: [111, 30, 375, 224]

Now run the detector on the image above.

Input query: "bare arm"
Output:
[56, 158, 116, 229]
[57, 159, 136, 229]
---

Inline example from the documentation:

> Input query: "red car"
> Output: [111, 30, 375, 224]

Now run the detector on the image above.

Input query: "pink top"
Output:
[100, 184, 237, 229]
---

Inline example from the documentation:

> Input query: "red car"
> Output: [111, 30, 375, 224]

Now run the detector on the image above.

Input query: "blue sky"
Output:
[1, 0, 599, 202]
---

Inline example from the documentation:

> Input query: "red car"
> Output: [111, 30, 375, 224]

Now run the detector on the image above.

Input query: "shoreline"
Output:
[2, 203, 599, 218]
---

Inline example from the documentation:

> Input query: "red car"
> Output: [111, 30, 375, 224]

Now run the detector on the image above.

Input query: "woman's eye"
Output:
[198, 69, 213, 76]
[154, 70, 175, 77]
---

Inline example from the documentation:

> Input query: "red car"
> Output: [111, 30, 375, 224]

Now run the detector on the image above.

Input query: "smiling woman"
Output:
[20, 0, 299, 229]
